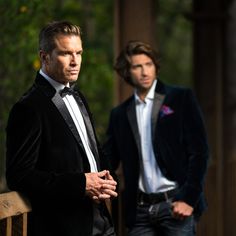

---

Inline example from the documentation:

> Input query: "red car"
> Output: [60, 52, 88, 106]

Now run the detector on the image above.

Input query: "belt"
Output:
[137, 189, 178, 205]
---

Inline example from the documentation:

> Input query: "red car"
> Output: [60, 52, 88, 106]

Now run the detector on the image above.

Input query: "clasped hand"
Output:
[85, 170, 118, 203]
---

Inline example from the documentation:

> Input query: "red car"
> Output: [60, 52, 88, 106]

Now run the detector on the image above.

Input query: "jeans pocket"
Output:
[148, 203, 161, 224]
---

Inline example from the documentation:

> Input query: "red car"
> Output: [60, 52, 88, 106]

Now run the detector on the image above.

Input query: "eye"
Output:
[77, 50, 83, 55]
[59, 51, 70, 56]
[131, 64, 141, 70]
[146, 62, 153, 67]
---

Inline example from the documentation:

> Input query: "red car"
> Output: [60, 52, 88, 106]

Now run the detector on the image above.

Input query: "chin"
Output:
[68, 76, 78, 82]
[142, 84, 152, 89]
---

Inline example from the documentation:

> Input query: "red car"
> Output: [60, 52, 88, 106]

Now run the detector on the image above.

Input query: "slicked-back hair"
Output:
[114, 40, 161, 86]
[39, 21, 81, 53]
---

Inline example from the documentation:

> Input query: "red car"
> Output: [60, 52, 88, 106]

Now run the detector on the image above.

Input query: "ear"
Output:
[39, 50, 50, 64]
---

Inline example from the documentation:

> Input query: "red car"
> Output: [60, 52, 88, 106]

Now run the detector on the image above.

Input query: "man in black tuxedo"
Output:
[6, 21, 117, 236]
[104, 41, 209, 236]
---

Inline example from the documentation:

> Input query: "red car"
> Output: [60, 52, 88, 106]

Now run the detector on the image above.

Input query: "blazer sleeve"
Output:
[174, 89, 209, 207]
[6, 102, 86, 202]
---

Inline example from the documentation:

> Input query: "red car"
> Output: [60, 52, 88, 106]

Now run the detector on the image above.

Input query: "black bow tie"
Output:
[59, 87, 78, 98]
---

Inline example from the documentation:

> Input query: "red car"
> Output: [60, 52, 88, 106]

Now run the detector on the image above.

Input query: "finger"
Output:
[97, 170, 108, 178]
[92, 195, 99, 200]
[102, 183, 117, 190]
[92, 196, 101, 204]
[86, 187, 101, 198]
[99, 180, 117, 188]
[99, 183, 117, 193]
[105, 171, 113, 180]
[101, 189, 118, 198]
[98, 193, 111, 200]
[172, 207, 189, 220]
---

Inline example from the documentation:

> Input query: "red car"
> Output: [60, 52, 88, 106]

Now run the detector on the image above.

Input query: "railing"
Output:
[0, 191, 31, 236]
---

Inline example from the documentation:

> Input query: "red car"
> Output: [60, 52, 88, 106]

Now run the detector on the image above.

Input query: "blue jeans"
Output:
[127, 200, 196, 236]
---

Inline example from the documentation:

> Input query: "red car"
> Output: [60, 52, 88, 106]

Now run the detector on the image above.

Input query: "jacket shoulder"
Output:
[164, 83, 192, 95]
[111, 95, 133, 113]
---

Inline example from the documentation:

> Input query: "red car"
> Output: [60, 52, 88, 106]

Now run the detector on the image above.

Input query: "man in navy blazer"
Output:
[6, 21, 117, 236]
[104, 41, 209, 236]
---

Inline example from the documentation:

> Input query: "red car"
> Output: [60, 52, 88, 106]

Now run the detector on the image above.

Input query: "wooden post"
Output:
[0, 191, 31, 236]
[192, 0, 226, 235]
[6, 217, 12, 236]
[114, 0, 156, 104]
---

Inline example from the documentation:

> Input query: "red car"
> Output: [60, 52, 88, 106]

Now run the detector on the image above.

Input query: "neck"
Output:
[137, 90, 148, 101]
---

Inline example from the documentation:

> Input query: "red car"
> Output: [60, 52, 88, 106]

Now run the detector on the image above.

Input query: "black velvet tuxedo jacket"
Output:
[104, 79, 209, 227]
[6, 73, 111, 236]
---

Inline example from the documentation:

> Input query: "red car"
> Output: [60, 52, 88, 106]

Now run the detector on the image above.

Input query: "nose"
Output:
[141, 66, 148, 76]
[71, 53, 80, 65]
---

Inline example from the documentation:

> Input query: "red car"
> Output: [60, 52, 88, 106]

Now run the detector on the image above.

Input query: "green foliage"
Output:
[156, 0, 192, 87]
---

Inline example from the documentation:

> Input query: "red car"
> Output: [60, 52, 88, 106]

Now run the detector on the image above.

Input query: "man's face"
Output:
[129, 54, 157, 96]
[41, 34, 83, 85]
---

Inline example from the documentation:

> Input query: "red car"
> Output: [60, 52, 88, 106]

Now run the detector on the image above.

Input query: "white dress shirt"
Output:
[135, 79, 177, 193]
[40, 69, 98, 172]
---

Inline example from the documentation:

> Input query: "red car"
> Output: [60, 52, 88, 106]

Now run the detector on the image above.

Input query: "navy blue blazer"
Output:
[6, 73, 111, 236]
[104, 80, 209, 227]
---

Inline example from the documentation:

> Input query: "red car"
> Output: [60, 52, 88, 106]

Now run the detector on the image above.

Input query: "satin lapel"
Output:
[127, 98, 142, 157]
[151, 92, 165, 140]
[73, 94, 101, 170]
[51, 92, 86, 153]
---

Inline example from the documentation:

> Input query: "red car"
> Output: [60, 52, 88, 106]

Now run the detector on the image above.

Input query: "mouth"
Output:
[68, 70, 79, 75]
[141, 78, 151, 83]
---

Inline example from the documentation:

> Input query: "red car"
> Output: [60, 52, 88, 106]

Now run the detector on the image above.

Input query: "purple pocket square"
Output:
[160, 105, 174, 118]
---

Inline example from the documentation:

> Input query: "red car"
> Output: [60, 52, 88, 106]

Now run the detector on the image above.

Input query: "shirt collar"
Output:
[39, 69, 69, 93]
[135, 79, 157, 103]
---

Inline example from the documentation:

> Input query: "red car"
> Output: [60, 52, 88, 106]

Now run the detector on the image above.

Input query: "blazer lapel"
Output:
[73, 92, 101, 170]
[127, 98, 142, 158]
[51, 93, 86, 154]
[150, 79, 167, 142]
[151, 92, 165, 140]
